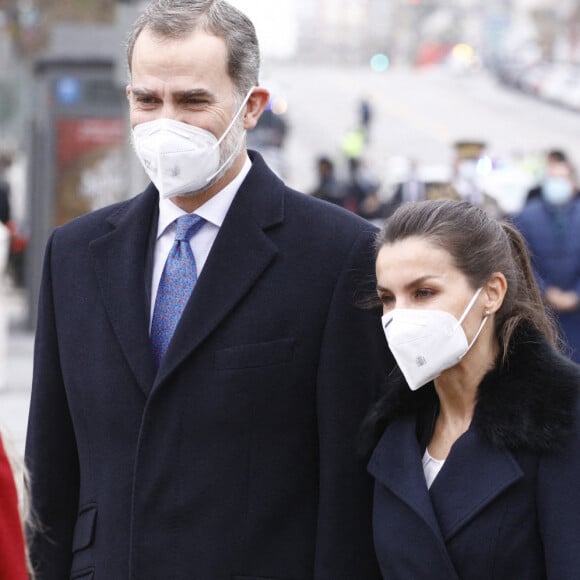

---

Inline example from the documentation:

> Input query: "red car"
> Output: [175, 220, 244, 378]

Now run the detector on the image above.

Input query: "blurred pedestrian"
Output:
[310, 155, 347, 207]
[359, 98, 372, 131]
[359, 98, 373, 142]
[525, 149, 573, 204]
[25, 1, 389, 578]
[0, 155, 11, 277]
[341, 126, 366, 180]
[363, 199, 580, 578]
[514, 160, 580, 362]
[344, 157, 380, 215]
[0, 153, 10, 226]
[0, 181, 9, 226]
[451, 140, 500, 216]
[0, 152, 27, 286]
[0, 434, 29, 580]
[387, 160, 428, 215]
[358, 190, 390, 226]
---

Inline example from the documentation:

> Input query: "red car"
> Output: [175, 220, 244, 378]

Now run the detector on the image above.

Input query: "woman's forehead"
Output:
[376, 238, 461, 286]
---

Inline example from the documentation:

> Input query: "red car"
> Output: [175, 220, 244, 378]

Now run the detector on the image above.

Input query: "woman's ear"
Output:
[484, 272, 508, 314]
[243, 87, 270, 131]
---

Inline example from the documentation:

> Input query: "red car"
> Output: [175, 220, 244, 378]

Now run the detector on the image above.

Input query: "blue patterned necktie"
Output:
[151, 214, 205, 367]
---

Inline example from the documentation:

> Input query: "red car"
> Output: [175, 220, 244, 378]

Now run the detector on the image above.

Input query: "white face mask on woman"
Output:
[131, 87, 254, 199]
[381, 287, 488, 391]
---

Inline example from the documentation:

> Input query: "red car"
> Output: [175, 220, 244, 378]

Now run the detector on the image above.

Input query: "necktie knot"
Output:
[175, 214, 204, 242]
[151, 213, 205, 367]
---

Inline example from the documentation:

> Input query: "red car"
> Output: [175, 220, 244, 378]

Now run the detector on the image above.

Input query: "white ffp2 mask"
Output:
[131, 87, 254, 198]
[381, 288, 488, 391]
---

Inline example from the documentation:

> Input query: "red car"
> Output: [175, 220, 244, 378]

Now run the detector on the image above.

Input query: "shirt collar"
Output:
[156, 154, 252, 239]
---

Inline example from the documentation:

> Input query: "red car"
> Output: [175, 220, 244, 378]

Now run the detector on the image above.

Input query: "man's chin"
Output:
[163, 179, 217, 200]
[165, 186, 207, 200]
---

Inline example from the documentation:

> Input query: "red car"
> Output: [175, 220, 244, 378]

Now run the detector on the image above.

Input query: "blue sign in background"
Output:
[55, 76, 82, 105]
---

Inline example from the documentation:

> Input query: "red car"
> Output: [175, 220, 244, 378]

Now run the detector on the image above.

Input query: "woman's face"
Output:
[376, 236, 485, 340]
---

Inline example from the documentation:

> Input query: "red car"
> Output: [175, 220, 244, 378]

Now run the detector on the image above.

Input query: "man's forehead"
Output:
[133, 26, 228, 60]
[130, 28, 231, 88]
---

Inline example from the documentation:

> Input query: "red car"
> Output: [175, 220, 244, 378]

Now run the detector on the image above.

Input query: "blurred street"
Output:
[276, 63, 580, 195]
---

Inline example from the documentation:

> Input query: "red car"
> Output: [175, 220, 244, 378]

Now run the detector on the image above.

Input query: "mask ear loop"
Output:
[456, 287, 490, 359]
[462, 315, 488, 355]
[205, 86, 256, 184]
[215, 86, 255, 148]
[457, 287, 483, 326]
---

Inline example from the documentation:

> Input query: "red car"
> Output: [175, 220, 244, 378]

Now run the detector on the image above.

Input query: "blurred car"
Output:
[481, 166, 534, 216]
[519, 61, 552, 96]
[538, 63, 580, 105]
[555, 68, 580, 112]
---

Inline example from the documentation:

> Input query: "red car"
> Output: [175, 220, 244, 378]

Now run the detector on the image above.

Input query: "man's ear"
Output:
[484, 271, 508, 314]
[243, 87, 270, 130]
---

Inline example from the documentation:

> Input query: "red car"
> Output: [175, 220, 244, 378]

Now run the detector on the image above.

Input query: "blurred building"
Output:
[292, 0, 495, 66]
[293, 0, 577, 67]
[297, 0, 393, 64]
[505, 0, 579, 63]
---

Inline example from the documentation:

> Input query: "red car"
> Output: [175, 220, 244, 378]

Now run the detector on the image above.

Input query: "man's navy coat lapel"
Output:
[90, 154, 284, 397]
[89, 184, 159, 397]
[154, 155, 284, 388]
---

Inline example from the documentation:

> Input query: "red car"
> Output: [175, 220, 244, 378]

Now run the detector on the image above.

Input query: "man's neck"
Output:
[170, 152, 247, 213]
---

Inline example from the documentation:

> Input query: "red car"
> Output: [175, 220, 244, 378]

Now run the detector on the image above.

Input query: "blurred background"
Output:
[0, 0, 578, 450]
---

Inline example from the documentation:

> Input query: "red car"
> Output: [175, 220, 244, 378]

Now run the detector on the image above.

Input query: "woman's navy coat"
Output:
[366, 326, 580, 579]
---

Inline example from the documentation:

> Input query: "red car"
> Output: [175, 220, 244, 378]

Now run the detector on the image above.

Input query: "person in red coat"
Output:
[0, 436, 28, 579]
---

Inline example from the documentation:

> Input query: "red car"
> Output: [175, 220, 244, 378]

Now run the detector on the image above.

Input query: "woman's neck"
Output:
[428, 333, 499, 459]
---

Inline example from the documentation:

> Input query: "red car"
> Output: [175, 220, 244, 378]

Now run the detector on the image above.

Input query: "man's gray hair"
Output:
[126, 0, 260, 97]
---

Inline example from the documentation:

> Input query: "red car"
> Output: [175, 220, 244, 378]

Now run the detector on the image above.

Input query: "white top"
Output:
[149, 155, 252, 326]
[422, 448, 445, 489]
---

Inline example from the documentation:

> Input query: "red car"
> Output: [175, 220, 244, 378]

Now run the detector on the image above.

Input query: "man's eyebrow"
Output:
[130, 86, 156, 97]
[130, 87, 215, 100]
[174, 88, 214, 100]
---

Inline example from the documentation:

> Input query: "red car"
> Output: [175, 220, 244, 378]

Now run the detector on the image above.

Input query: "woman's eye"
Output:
[379, 294, 394, 305]
[415, 288, 433, 299]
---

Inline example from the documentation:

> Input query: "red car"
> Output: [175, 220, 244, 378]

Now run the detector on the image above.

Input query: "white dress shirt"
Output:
[422, 448, 445, 489]
[150, 155, 252, 326]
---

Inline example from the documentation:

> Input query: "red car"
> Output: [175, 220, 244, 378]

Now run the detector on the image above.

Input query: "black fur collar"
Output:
[360, 325, 580, 456]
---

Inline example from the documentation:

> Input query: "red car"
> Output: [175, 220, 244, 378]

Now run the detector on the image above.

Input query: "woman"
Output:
[362, 200, 580, 579]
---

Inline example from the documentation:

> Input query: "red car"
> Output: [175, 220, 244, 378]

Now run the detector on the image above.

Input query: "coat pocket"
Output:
[70, 566, 94, 580]
[215, 338, 295, 370]
[72, 504, 98, 553]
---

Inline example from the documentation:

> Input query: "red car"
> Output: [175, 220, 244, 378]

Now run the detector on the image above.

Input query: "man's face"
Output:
[547, 161, 573, 183]
[127, 27, 239, 141]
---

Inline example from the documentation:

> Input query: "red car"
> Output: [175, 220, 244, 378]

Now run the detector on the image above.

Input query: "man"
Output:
[525, 149, 570, 204]
[514, 160, 580, 362]
[25, 1, 389, 579]
[310, 156, 346, 207]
